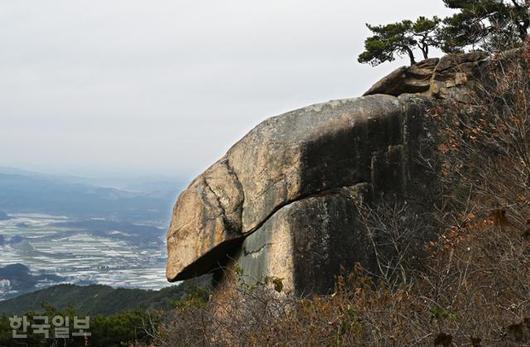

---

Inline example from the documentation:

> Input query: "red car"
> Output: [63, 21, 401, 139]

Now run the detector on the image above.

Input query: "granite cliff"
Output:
[166, 52, 492, 295]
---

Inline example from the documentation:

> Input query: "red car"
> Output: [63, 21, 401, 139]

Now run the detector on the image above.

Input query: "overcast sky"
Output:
[0, 1, 453, 180]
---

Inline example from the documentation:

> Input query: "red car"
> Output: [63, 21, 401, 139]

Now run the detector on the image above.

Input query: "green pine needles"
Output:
[358, 0, 529, 66]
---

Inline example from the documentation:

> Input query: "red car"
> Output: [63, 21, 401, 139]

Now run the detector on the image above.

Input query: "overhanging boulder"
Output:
[167, 94, 427, 282]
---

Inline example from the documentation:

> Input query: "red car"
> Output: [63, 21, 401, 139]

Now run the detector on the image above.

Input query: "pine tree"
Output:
[358, 0, 529, 66]
[358, 17, 442, 66]
[441, 0, 529, 52]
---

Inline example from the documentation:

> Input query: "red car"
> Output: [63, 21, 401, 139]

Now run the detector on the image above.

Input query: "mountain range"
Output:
[0, 274, 211, 316]
[0, 167, 184, 223]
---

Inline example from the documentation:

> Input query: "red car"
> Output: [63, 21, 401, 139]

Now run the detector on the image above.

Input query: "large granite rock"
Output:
[167, 94, 427, 282]
[167, 51, 491, 293]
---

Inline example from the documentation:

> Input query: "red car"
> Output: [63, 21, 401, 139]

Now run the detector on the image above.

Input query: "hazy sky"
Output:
[0, 1, 453, 180]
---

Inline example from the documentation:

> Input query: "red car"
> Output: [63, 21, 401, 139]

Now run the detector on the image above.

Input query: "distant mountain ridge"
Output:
[0, 276, 212, 316]
[0, 264, 65, 299]
[0, 169, 181, 223]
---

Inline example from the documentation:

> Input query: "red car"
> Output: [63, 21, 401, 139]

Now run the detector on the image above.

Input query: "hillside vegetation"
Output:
[0, 277, 211, 346]
[0, 276, 211, 316]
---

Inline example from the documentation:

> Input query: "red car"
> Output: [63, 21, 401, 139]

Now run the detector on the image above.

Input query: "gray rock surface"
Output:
[166, 51, 491, 293]
[236, 184, 373, 295]
[364, 51, 489, 98]
[167, 93, 428, 282]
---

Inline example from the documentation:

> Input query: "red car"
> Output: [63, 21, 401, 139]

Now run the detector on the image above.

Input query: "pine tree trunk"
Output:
[405, 47, 416, 65]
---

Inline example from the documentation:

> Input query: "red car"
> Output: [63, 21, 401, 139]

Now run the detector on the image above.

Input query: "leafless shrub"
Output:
[355, 200, 435, 288]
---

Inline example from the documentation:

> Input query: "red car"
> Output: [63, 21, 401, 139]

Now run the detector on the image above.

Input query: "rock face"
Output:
[167, 94, 426, 283]
[166, 52, 488, 295]
[235, 184, 374, 295]
[364, 51, 489, 98]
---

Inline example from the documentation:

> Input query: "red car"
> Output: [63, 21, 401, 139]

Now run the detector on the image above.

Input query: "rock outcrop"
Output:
[166, 52, 490, 295]
[167, 94, 426, 283]
[364, 51, 489, 98]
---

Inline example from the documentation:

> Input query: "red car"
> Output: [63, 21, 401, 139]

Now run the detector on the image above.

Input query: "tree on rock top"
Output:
[358, 0, 529, 66]
[357, 16, 442, 66]
[441, 0, 529, 52]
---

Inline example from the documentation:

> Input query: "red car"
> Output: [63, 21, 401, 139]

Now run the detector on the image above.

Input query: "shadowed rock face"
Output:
[235, 184, 373, 295]
[228, 95, 405, 232]
[167, 51, 491, 293]
[167, 94, 428, 282]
